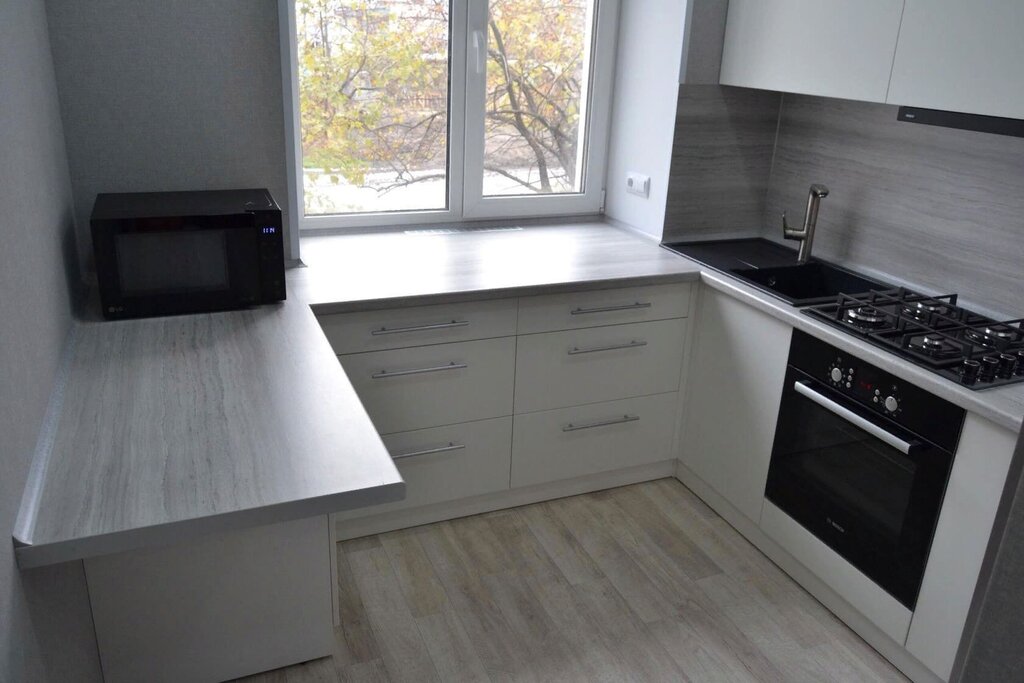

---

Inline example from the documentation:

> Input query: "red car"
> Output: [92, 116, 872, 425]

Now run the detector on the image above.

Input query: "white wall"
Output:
[603, 0, 688, 239]
[45, 0, 290, 269]
[0, 1, 102, 680]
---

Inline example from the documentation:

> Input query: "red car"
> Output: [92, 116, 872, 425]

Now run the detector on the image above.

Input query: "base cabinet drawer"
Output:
[318, 298, 517, 354]
[517, 282, 691, 334]
[511, 393, 677, 488]
[335, 418, 513, 520]
[514, 318, 686, 413]
[340, 337, 515, 434]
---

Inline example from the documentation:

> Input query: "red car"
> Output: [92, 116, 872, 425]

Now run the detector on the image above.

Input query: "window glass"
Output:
[482, 0, 594, 196]
[297, 0, 451, 215]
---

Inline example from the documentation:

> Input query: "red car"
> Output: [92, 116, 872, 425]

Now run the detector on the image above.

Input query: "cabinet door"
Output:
[680, 287, 792, 522]
[887, 0, 1024, 119]
[905, 415, 1017, 681]
[719, 0, 904, 103]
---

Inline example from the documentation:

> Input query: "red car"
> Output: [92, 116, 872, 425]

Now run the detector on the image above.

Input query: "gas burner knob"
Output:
[980, 356, 1001, 382]
[884, 395, 899, 413]
[830, 367, 844, 383]
[998, 353, 1018, 379]
[961, 359, 981, 385]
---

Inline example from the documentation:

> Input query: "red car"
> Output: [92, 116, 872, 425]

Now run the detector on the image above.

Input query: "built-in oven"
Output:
[766, 331, 965, 609]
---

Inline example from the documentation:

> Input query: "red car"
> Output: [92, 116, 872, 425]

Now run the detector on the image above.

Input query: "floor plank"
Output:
[234, 479, 908, 683]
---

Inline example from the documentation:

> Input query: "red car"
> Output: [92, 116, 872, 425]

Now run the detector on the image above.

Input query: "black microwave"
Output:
[90, 189, 286, 320]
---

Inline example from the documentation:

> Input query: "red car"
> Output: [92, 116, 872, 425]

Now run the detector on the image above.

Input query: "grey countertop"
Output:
[15, 222, 700, 569]
[15, 221, 1022, 568]
[293, 222, 702, 312]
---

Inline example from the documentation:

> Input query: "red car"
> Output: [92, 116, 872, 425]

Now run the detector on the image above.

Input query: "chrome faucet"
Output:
[783, 184, 830, 264]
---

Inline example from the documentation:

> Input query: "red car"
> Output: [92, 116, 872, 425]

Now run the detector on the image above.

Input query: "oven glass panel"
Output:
[116, 230, 230, 295]
[773, 393, 916, 543]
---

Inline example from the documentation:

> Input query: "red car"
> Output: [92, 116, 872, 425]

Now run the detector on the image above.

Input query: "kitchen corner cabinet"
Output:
[887, 0, 1024, 120]
[680, 287, 792, 522]
[718, 0, 904, 103]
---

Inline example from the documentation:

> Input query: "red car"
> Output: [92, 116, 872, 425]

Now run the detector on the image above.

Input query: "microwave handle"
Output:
[793, 381, 918, 455]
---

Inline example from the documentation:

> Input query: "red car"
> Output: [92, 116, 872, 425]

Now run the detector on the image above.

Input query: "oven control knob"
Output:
[884, 395, 899, 413]
[830, 367, 843, 383]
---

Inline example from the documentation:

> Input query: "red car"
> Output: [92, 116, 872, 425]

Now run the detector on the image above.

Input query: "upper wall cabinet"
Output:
[887, 0, 1024, 119]
[718, 0, 905, 103]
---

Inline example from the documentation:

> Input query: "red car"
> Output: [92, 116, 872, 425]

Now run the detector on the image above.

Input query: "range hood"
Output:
[897, 107, 1024, 138]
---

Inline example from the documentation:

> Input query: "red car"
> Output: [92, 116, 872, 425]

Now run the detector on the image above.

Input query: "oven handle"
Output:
[793, 381, 918, 455]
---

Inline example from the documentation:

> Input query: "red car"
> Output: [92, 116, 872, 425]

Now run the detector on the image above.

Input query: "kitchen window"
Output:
[282, 0, 618, 230]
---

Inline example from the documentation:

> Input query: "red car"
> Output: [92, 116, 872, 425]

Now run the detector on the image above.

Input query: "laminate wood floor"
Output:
[236, 479, 907, 682]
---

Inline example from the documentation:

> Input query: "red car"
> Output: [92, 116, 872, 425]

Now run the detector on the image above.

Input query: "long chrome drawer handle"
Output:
[372, 361, 467, 379]
[371, 320, 469, 336]
[393, 442, 466, 460]
[562, 414, 640, 432]
[793, 381, 916, 455]
[570, 302, 652, 315]
[567, 340, 648, 355]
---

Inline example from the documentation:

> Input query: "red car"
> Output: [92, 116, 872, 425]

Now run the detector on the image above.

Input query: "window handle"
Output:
[472, 30, 485, 74]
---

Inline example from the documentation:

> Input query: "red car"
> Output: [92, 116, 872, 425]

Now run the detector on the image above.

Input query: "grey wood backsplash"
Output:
[664, 86, 1024, 317]
[663, 85, 781, 237]
[767, 94, 1024, 317]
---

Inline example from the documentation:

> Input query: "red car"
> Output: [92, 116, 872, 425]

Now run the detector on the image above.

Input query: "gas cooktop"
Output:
[804, 288, 1024, 390]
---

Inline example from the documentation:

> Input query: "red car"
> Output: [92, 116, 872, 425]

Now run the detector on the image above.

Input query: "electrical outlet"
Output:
[625, 172, 650, 198]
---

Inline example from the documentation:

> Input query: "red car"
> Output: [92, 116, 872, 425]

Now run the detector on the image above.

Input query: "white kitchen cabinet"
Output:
[511, 392, 678, 488]
[887, 0, 1024, 120]
[679, 287, 792, 522]
[517, 282, 690, 335]
[318, 298, 517, 354]
[334, 417, 513, 520]
[339, 337, 515, 434]
[719, 0, 904, 103]
[905, 414, 1018, 681]
[514, 318, 687, 414]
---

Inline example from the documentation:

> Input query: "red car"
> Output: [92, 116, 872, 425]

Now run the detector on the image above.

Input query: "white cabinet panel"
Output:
[680, 287, 792, 522]
[516, 282, 690, 335]
[511, 393, 677, 488]
[887, 0, 1024, 119]
[719, 0, 904, 103]
[335, 417, 512, 520]
[340, 337, 515, 434]
[905, 415, 1017, 681]
[514, 318, 687, 413]
[318, 298, 517, 354]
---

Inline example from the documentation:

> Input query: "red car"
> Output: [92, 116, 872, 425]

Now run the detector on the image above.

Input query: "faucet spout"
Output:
[783, 184, 830, 264]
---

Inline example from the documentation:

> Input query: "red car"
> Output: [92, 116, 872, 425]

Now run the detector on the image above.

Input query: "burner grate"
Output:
[804, 287, 1024, 390]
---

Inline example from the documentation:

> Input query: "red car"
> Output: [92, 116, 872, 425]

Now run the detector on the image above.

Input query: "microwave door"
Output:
[116, 230, 232, 296]
[108, 222, 261, 318]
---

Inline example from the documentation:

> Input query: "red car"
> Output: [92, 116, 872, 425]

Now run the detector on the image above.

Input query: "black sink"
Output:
[730, 262, 892, 305]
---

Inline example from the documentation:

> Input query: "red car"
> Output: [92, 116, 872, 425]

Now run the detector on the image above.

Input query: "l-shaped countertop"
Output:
[13, 222, 1024, 569]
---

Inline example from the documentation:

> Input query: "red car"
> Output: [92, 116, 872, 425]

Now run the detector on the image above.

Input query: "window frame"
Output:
[280, 0, 619, 234]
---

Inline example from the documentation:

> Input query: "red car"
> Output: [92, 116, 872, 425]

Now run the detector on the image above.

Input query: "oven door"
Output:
[96, 214, 261, 319]
[765, 367, 952, 608]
